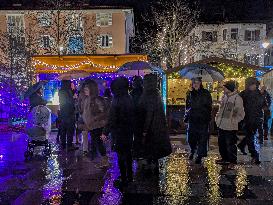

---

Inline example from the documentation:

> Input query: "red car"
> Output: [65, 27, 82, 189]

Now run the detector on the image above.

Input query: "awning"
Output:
[32, 54, 148, 74]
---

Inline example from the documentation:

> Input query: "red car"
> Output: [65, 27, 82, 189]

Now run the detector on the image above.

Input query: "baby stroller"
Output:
[24, 105, 52, 160]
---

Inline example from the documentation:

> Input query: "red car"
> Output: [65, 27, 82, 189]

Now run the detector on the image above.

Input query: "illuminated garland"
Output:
[32, 59, 117, 71]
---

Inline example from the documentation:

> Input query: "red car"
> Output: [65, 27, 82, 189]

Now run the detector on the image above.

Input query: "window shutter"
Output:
[49, 36, 54, 47]
[108, 35, 113, 47]
[96, 13, 101, 26]
[255, 30, 260, 41]
[245, 30, 249, 41]
[40, 36, 44, 48]
[97, 35, 101, 46]
[202, 31, 206, 41]
[108, 13, 112, 26]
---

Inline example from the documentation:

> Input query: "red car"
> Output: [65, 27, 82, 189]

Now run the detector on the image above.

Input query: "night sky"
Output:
[0, 0, 272, 22]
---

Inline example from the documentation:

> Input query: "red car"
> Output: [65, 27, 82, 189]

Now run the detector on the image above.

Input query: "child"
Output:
[101, 77, 134, 187]
[215, 80, 245, 168]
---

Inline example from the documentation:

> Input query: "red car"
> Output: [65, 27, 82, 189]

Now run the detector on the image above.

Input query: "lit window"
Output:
[38, 12, 52, 27]
[231, 28, 238, 40]
[96, 13, 112, 27]
[98, 34, 113, 48]
[68, 14, 82, 31]
[245, 30, 260, 41]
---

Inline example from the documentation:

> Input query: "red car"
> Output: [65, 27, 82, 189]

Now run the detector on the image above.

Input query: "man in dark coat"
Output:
[185, 77, 212, 164]
[258, 86, 271, 142]
[102, 77, 134, 186]
[58, 80, 77, 150]
[238, 77, 265, 164]
[138, 74, 172, 165]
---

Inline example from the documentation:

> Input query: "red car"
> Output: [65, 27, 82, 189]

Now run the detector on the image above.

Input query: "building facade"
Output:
[0, 5, 135, 64]
[185, 23, 267, 66]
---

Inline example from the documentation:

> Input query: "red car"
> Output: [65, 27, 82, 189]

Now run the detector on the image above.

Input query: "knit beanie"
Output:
[223, 80, 237, 92]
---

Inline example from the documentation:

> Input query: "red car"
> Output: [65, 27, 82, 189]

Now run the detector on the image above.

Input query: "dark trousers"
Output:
[187, 123, 209, 158]
[117, 149, 133, 181]
[218, 129, 237, 163]
[238, 122, 259, 159]
[90, 128, 106, 157]
[60, 122, 75, 147]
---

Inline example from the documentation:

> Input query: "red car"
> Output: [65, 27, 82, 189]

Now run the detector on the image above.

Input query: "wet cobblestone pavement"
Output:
[1, 132, 273, 205]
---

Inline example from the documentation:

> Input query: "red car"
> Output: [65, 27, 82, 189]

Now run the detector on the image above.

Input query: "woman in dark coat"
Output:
[102, 77, 134, 186]
[58, 80, 77, 150]
[138, 74, 172, 167]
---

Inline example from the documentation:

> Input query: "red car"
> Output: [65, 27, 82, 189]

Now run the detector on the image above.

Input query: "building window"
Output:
[231, 28, 238, 40]
[68, 36, 84, 54]
[244, 30, 260, 41]
[38, 12, 51, 27]
[68, 14, 82, 31]
[222, 29, 227, 41]
[229, 53, 237, 60]
[98, 34, 113, 48]
[202, 31, 217, 42]
[96, 13, 112, 27]
[7, 15, 24, 35]
[40, 35, 52, 48]
[244, 54, 259, 65]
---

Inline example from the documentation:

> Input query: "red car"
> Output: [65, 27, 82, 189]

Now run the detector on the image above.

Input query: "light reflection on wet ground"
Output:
[1, 132, 273, 204]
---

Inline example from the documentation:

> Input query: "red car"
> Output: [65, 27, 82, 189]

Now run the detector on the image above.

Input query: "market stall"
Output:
[166, 57, 266, 134]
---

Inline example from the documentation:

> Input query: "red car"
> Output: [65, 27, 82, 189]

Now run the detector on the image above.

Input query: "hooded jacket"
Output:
[82, 80, 108, 131]
[103, 77, 134, 151]
[216, 91, 245, 130]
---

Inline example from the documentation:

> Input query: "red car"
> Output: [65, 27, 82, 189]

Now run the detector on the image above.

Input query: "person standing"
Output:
[215, 81, 245, 168]
[101, 77, 135, 187]
[138, 74, 172, 174]
[58, 80, 77, 150]
[237, 77, 265, 164]
[185, 77, 212, 164]
[258, 86, 271, 141]
[130, 76, 144, 159]
[82, 79, 109, 167]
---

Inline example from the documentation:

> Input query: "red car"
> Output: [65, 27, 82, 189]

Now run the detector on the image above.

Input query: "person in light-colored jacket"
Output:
[215, 80, 245, 167]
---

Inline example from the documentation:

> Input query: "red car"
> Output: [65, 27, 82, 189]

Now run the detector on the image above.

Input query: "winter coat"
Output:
[29, 93, 47, 110]
[239, 89, 266, 124]
[215, 92, 245, 131]
[137, 74, 172, 160]
[82, 96, 108, 131]
[185, 88, 212, 124]
[103, 77, 134, 152]
[58, 86, 75, 124]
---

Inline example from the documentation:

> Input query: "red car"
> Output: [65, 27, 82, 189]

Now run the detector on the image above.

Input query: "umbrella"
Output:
[23, 81, 48, 99]
[58, 70, 90, 80]
[178, 64, 224, 82]
[117, 61, 164, 76]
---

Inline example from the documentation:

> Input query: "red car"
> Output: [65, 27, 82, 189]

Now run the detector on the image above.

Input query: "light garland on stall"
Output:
[32, 59, 118, 71]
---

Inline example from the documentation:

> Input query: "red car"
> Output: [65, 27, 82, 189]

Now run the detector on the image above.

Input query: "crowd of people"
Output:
[186, 77, 271, 168]
[27, 74, 272, 187]
[57, 74, 172, 187]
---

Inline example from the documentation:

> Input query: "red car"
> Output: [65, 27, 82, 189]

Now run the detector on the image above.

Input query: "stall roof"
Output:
[32, 54, 148, 74]
[166, 57, 267, 74]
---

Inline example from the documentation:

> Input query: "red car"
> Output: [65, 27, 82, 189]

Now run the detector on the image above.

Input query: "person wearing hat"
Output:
[215, 80, 245, 168]
[237, 77, 266, 165]
[185, 77, 212, 164]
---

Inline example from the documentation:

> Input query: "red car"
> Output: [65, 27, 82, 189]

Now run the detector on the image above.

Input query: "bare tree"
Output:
[134, 0, 199, 69]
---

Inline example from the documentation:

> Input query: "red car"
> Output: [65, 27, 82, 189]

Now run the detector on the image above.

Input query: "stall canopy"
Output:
[32, 54, 148, 74]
